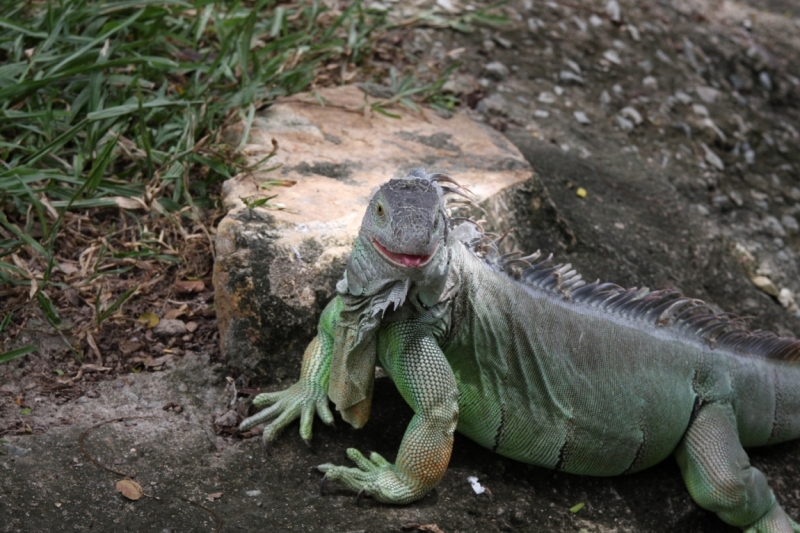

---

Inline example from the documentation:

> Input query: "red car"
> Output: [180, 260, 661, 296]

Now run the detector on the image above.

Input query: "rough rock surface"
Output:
[213, 85, 539, 382]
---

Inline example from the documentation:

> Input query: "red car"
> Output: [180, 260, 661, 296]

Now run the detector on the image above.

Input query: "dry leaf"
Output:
[138, 312, 159, 328]
[119, 340, 143, 355]
[206, 492, 223, 502]
[144, 354, 174, 368]
[116, 478, 144, 501]
[111, 196, 148, 210]
[164, 304, 188, 320]
[185, 321, 198, 333]
[175, 280, 205, 293]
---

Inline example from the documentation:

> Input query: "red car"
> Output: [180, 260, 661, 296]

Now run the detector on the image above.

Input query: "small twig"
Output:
[180, 497, 223, 533]
[79, 416, 154, 477]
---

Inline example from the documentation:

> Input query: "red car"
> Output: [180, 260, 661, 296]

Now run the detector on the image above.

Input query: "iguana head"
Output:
[339, 168, 451, 308]
[363, 169, 447, 268]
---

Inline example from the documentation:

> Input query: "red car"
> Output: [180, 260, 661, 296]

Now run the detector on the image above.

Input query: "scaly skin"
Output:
[240, 170, 800, 531]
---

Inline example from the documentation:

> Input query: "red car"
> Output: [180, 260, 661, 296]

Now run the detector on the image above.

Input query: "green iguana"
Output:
[239, 169, 800, 532]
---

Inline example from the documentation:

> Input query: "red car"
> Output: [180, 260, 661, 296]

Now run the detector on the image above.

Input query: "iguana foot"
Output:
[239, 381, 334, 446]
[743, 506, 800, 533]
[317, 448, 427, 504]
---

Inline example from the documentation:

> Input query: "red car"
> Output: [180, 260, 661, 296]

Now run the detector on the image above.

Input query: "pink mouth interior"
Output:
[372, 239, 434, 267]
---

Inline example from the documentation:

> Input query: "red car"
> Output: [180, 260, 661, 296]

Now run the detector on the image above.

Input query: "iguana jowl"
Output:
[240, 169, 800, 532]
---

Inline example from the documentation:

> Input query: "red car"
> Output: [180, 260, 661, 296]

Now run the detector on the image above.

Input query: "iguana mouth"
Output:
[372, 238, 436, 268]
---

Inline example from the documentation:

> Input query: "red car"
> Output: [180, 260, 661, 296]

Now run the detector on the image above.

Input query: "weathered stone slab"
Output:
[213, 85, 558, 381]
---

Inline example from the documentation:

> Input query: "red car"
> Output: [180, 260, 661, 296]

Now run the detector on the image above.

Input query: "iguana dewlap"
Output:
[240, 169, 800, 532]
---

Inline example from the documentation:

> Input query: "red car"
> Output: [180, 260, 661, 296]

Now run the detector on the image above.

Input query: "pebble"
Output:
[534, 110, 550, 118]
[603, 50, 622, 65]
[701, 143, 724, 171]
[695, 86, 720, 104]
[615, 116, 634, 132]
[628, 24, 641, 41]
[538, 92, 557, 104]
[565, 59, 581, 74]
[751, 275, 779, 297]
[214, 410, 238, 427]
[589, 14, 603, 27]
[701, 118, 726, 142]
[744, 144, 755, 164]
[574, 111, 591, 125]
[599, 90, 611, 106]
[655, 49, 672, 64]
[476, 93, 509, 115]
[554, 85, 565, 96]
[154, 318, 188, 336]
[606, 0, 621, 22]
[762, 216, 786, 237]
[619, 106, 643, 125]
[560, 70, 585, 85]
[789, 187, 800, 201]
[246, 490, 262, 497]
[642, 76, 658, 90]
[674, 91, 693, 104]
[781, 215, 799, 234]
[573, 16, 587, 32]
[483, 61, 509, 81]
[494, 36, 513, 49]
[778, 288, 800, 314]
[759, 71, 772, 91]
[692, 104, 709, 117]
[638, 59, 654, 73]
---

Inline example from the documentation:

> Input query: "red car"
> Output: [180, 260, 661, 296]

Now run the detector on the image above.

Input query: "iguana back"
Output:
[444, 241, 800, 476]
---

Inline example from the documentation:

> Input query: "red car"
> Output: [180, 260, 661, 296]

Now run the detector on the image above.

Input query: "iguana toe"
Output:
[356, 488, 367, 506]
[316, 448, 427, 504]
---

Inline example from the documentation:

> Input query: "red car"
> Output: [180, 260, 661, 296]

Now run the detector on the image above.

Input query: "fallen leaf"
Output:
[570, 502, 585, 513]
[175, 280, 205, 293]
[119, 341, 143, 355]
[144, 354, 174, 368]
[206, 492, 223, 502]
[116, 478, 143, 501]
[164, 305, 188, 320]
[111, 196, 148, 210]
[185, 321, 198, 333]
[138, 312, 159, 328]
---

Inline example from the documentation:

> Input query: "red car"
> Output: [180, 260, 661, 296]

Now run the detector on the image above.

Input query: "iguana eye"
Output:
[376, 203, 385, 217]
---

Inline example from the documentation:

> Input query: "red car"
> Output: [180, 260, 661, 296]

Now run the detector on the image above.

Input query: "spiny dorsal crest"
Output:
[433, 171, 800, 363]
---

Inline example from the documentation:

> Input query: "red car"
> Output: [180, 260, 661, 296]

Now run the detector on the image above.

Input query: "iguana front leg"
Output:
[319, 321, 459, 504]
[675, 402, 800, 532]
[239, 325, 335, 447]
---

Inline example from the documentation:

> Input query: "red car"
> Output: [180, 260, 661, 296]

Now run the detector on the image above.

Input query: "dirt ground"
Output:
[3, 0, 800, 531]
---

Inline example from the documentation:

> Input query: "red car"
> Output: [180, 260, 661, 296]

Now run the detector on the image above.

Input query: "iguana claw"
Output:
[303, 438, 316, 454]
[316, 448, 428, 504]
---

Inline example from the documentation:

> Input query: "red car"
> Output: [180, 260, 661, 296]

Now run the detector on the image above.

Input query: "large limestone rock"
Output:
[213, 85, 565, 382]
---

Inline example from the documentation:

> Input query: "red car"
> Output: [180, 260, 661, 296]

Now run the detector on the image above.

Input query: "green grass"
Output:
[0, 0, 505, 360]
[0, 0, 391, 336]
